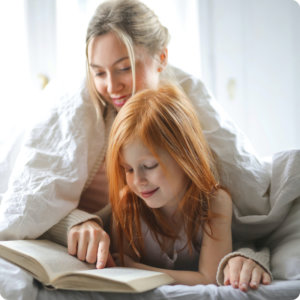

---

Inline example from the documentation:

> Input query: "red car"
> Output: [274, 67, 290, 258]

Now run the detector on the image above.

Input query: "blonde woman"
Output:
[1, 0, 271, 291]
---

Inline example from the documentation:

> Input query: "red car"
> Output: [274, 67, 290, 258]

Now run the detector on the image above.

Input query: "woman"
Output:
[0, 0, 271, 292]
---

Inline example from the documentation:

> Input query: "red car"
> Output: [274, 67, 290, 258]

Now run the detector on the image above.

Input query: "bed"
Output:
[0, 69, 300, 300]
[1, 150, 300, 300]
[0, 256, 299, 300]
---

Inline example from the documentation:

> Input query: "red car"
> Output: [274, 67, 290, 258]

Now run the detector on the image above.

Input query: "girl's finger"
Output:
[67, 228, 79, 256]
[262, 271, 271, 285]
[96, 236, 110, 269]
[249, 267, 262, 290]
[223, 264, 231, 285]
[77, 231, 89, 261]
[239, 259, 255, 292]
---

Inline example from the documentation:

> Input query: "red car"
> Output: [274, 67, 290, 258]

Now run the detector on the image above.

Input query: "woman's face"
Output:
[88, 32, 161, 111]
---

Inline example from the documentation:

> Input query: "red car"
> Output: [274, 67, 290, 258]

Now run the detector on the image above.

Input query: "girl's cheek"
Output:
[125, 175, 134, 189]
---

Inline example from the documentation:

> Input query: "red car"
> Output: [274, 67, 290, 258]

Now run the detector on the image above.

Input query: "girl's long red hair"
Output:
[106, 84, 220, 261]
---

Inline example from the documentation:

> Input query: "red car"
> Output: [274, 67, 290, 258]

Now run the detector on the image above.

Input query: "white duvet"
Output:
[0, 257, 299, 300]
[0, 66, 299, 295]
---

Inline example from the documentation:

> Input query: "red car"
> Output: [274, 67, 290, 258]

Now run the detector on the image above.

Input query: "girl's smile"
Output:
[121, 138, 188, 217]
[140, 187, 159, 198]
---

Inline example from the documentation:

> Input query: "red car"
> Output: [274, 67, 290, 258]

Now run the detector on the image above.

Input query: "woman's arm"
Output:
[0, 80, 108, 240]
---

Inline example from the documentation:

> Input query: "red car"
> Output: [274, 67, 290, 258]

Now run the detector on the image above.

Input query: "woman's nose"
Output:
[107, 73, 122, 94]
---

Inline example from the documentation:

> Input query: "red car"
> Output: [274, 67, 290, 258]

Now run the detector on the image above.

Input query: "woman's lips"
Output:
[111, 95, 130, 108]
[140, 188, 159, 198]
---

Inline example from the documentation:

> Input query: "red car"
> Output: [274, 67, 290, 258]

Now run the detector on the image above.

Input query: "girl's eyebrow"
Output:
[121, 164, 132, 171]
[90, 56, 129, 69]
[120, 160, 130, 168]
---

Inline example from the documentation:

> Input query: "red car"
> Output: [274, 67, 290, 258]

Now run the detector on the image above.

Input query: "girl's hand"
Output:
[67, 220, 116, 269]
[223, 256, 271, 292]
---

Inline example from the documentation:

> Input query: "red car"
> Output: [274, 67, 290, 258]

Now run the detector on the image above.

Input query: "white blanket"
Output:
[0, 67, 299, 285]
[0, 257, 299, 300]
[1, 150, 299, 300]
[239, 150, 300, 280]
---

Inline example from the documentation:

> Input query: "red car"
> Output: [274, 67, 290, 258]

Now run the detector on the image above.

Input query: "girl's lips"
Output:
[140, 188, 159, 198]
[111, 95, 130, 108]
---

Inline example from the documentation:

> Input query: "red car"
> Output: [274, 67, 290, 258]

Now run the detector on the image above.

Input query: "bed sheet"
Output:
[1, 258, 299, 300]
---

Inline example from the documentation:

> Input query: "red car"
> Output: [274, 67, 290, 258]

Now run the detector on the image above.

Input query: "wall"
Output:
[2, 0, 299, 158]
[141, 0, 203, 79]
[199, 0, 300, 156]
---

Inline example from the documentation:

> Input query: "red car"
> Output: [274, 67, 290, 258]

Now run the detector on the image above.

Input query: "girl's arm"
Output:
[44, 205, 114, 269]
[196, 189, 233, 283]
[113, 189, 232, 286]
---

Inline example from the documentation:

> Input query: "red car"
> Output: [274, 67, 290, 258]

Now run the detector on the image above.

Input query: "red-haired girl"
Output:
[106, 84, 232, 285]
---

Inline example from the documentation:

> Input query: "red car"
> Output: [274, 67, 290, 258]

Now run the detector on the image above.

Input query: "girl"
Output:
[106, 84, 232, 285]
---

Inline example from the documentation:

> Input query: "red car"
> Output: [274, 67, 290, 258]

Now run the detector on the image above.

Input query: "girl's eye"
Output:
[144, 163, 158, 170]
[124, 168, 133, 174]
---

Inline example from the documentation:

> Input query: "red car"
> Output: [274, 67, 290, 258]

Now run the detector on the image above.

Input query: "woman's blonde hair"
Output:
[86, 0, 170, 116]
[106, 84, 220, 262]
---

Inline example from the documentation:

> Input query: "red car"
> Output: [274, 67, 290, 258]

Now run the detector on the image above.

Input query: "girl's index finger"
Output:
[96, 239, 109, 269]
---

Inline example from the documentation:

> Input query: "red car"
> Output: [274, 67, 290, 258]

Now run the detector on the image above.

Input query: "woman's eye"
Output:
[144, 163, 158, 170]
[95, 71, 105, 77]
[119, 66, 131, 72]
[125, 168, 133, 174]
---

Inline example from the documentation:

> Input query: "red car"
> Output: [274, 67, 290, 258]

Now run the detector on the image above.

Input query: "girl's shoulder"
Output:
[211, 188, 232, 216]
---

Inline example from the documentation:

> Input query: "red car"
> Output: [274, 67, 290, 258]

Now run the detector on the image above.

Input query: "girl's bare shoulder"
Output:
[211, 188, 232, 215]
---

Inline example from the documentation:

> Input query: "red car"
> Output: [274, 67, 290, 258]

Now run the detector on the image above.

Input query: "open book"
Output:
[0, 239, 174, 293]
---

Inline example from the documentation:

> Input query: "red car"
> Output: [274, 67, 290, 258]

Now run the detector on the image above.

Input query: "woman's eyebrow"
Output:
[90, 56, 129, 69]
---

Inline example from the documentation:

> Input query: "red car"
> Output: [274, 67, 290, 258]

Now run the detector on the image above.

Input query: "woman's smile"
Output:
[88, 32, 161, 111]
[111, 94, 131, 108]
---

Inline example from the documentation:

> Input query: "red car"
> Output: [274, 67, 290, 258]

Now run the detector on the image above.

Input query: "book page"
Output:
[0, 240, 94, 283]
[54, 267, 174, 292]
[0, 240, 174, 292]
[77, 267, 168, 282]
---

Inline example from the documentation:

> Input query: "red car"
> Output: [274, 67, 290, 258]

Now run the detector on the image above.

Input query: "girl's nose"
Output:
[134, 169, 147, 186]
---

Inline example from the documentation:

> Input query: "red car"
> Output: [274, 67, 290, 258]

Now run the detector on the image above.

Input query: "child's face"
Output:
[121, 138, 188, 216]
